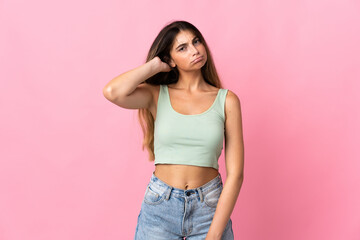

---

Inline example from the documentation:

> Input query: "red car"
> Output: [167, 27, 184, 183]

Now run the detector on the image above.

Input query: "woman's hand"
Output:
[151, 56, 172, 73]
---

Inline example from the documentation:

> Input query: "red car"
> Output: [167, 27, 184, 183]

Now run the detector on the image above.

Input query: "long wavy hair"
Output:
[138, 20, 224, 162]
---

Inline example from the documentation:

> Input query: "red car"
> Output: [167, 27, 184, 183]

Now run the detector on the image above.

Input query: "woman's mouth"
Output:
[192, 56, 203, 63]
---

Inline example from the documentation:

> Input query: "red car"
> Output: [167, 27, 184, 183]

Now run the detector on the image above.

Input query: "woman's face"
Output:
[168, 30, 207, 71]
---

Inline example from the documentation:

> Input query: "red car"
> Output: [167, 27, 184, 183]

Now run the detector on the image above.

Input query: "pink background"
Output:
[1, 0, 359, 239]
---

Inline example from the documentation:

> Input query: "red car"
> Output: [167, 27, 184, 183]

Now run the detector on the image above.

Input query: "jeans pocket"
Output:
[204, 184, 223, 208]
[143, 184, 166, 205]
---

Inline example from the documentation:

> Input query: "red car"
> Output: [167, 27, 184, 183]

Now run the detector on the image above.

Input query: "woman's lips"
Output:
[192, 56, 203, 63]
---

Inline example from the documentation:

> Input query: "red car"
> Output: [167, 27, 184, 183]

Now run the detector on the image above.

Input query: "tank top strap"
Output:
[155, 84, 169, 120]
[213, 88, 229, 121]
[157, 84, 169, 113]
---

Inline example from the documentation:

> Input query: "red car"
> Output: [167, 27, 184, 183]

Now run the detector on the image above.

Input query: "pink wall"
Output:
[1, 0, 359, 239]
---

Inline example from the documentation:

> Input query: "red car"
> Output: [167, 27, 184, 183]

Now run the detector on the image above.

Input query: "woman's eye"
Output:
[178, 39, 200, 52]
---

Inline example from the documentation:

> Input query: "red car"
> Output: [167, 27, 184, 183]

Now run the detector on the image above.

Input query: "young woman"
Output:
[103, 20, 244, 240]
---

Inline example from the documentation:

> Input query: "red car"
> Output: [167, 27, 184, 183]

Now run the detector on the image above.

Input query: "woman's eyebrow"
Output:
[175, 36, 198, 50]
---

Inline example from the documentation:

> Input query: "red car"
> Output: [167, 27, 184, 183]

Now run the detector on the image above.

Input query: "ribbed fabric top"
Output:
[154, 84, 228, 170]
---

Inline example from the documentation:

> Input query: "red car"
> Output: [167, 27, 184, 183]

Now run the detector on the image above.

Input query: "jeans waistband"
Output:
[148, 171, 223, 202]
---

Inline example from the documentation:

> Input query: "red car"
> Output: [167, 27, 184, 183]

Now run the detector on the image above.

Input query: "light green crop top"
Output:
[154, 84, 228, 170]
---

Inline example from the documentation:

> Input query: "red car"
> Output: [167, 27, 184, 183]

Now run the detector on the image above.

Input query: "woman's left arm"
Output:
[206, 90, 245, 240]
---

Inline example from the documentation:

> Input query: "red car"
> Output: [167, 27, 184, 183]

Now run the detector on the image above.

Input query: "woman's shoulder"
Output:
[224, 89, 240, 105]
[224, 88, 241, 118]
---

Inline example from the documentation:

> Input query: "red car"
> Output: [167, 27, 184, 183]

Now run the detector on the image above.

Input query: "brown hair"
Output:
[138, 20, 224, 161]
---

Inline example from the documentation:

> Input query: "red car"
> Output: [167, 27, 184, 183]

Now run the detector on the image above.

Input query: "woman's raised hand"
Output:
[152, 56, 172, 73]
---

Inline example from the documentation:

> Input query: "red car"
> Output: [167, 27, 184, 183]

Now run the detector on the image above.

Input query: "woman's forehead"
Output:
[172, 30, 197, 48]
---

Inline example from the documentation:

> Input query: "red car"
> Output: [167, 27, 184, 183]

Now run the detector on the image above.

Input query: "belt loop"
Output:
[197, 187, 204, 202]
[165, 187, 172, 201]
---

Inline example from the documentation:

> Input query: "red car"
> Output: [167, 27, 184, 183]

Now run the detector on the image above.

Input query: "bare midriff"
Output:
[154, 164, 219, 190]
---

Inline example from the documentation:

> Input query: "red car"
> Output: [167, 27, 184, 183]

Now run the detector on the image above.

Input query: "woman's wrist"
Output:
[148, 57, 161, 74]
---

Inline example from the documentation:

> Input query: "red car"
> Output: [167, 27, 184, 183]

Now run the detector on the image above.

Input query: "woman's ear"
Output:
[169, 59, 176, 68]
[163, 55, 176, 68]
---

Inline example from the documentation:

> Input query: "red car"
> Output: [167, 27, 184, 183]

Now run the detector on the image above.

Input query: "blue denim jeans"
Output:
[134, 171, 234, 239]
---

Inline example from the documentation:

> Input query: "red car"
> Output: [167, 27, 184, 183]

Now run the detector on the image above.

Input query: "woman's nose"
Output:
[189, 44, 199, 54]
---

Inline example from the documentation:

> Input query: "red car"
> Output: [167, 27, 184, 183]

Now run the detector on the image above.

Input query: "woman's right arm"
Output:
[102, 57, 170, 109]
